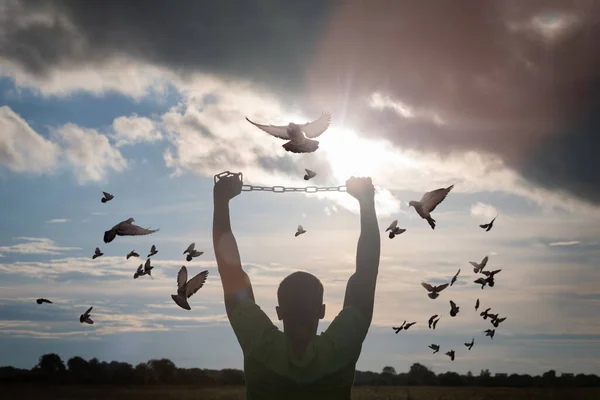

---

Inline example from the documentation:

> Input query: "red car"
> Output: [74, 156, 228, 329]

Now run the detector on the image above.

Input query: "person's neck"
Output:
[285, 327, 317, 359]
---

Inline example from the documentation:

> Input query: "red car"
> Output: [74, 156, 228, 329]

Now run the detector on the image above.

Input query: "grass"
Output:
[1, 385, 599, 399]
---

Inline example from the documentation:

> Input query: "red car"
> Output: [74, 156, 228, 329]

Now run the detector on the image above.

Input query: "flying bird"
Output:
[475, 298, 480, 311]
[79, 306, 94, 324]
[484, 329, 496, 339]
[429, 344, 440, 354]
[295, 225, 306, 237]
[103, 218, 159, 243]
[245, 112, 332, 154]
[36, 298, 52, 305]
[449, 300, 460, 317]
[428, 314, 439, 329]
[408, 185, 454, 229]
[385, 220, 406, 239]
[304, 169, 317, 180]
[143, 258, 154, 279]
[403, 322, 416, 330]
[147, 244, 158, 258]
[481, 269, 502, 287]
[480, 308, 492, 319]
[186, 249, 204, 262]
[450, 269, 460, 286]
[183, 243, 195, 255]
[465, 338, 474, 350]
[92, 247, 103, 259]
[421, 282, 449, 299]
[133, 264, 145, 279]
[101, 191, 114, 203]
[432, 316, 441, 330]
[171, 267, 209, 310]
[445, 350, 455, 361]
[491, 316, 507, 328]
[474, 277, 488, 290]
[126, 250, 139, 260]
[392, 321, 406, 333]
[470, 256, 489, 273]
[480, 214, 498, 232]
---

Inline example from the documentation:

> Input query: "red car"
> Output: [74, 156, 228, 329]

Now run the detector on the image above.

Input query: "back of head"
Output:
[277, 271, 324, 326]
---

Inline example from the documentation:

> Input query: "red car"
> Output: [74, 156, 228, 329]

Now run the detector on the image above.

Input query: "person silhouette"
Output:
[212, 173, 381, 399]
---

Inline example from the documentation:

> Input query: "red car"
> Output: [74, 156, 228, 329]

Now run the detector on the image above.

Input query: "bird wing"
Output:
[84, 306, 93, 316]
[245, 117, 290, 139]
[298, 225, 304, 232]
[144, 258, 151, 270]
[419, 185, 454, 213]
[305, 169, 316, 178]
[491, 269, 502, 275]
[191, 250, 204, 257]
[480, 256, 489, 267]
[450, 300, 456, 308]
[469, 261, 479, 269]
[481, 271, 491, 277]
[136, 264, 143, 274]
[186, 270, 209, 298]
[455, 269, 461, 277]
[151, 245, 156, 252]
[386, 219, 398, 232]
[479, 223, 489, 228]
[95, 247, 100, 254]
[298, 112, 332, 138]
[474, 278, 486, 284]
[184, 243, 195, 254]
[177, 266, 188, 290]
[435, 283, 449, 292]
[119, 223, 159, 237]
[102, 191, 112, 199]
[421, 282, 434, 292]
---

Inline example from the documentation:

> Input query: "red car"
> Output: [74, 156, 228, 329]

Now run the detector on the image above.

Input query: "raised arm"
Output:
[213, 174, 255, 318]
[342, 177, 380, 326]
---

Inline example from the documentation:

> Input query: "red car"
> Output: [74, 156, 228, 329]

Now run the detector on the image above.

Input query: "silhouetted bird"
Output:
[484, 329, 495, 339]
[403, 321, 416, 330]
[126, 250, 139, 259]
[482, 269, 502, 287]
[480, 308, 492, 319]
[92, 247, 103, 259]
[104, 218, 159, 243]
[171, 266, 209, 310]
[445, 350, 455, 361]
[295, 225, 306, 237]
[428, 314, 439, 329]
[36, 298, 52, 304]
[408, 185, 454, 229]
[450, 269, 460, 286]
[421, 282, 449, 299]
[392, 321, 406, 333]
[143, 258, 154, 279]
[429, 344, 440, 354]
[101, 191, 114, 203]
[474, 277, 488, 289]
[80, 306, 94, 324]
[432, 316, 441, 330]
[303, 169, 317, 180]
[480, 214, 498, 232]
[491, 316, 507, 328]
[245, 113, 331, 153]
[186, 249, 204, 262]
[385, 219, 406, 239]
[449, 300, 460, 317]
[475, 298, 480, 311]
[133, 264, 145, 279]
[470, 255, 489, 273]
[147, 244, 158, 257]
[465, 338, 474, 350]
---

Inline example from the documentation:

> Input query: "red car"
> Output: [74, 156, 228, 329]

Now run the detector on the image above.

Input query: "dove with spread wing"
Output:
[103, 218, 159, 243]
[470, 255, 489, 273]
[101, 191, 114, 203]
[245, 113, 331, 154]
[127, 250, 139, 260]
[171, 267, 209, 310]
[409, 185, 454, 229]
[295, 225, 306, 237]
[304, 169, 317, 180]
[385, 219, 406, 239]
[148, 244, 158, 257]
[421, 282, 449, 299]
[80, 306, 94, 324]
[92, 247, 103, 259]
[36, 298, 52, 305]
[480, 214, 498, 232]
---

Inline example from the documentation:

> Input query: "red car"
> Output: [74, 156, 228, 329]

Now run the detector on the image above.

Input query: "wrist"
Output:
[359, 198, 375, 208]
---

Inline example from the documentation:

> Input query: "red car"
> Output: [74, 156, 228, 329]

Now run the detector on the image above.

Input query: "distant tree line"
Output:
[1, 354, 599, 388]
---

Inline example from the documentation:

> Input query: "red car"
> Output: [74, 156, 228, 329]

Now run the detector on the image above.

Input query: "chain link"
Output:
[215, 170, 347, 193]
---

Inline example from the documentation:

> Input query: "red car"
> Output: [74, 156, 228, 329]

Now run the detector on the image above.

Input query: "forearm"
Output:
[355, 199, 380, 279]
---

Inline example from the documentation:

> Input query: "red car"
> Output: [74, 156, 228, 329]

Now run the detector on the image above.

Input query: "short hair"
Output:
[277, 271, 324, 322]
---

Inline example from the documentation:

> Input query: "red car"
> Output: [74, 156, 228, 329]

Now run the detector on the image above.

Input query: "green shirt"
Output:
[229, 300, 370, 400]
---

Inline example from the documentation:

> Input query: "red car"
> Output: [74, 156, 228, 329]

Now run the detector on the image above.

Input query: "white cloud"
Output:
[45, 218, 70, 224]
[0, 237, 80, 255]
[52, 123, 127, 183]
[470, 202, 498, 220]
[0, 106, 60, 174]
[549, 241, 580, 247]
[111, 114, 162, 147]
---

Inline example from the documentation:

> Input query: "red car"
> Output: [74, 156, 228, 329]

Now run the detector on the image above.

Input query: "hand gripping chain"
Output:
[214, 171, 347, 193]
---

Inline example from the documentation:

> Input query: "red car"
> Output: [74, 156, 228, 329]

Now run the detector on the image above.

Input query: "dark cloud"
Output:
[2, 1, 600, 203]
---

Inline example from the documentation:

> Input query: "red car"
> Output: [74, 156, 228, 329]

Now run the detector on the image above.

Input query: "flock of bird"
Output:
[31, 112, 504, 364]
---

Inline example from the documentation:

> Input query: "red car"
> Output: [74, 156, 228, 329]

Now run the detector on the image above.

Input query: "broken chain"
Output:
[214, 171, 347, 193]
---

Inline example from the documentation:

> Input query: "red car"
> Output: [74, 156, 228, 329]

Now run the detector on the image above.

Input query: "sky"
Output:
[1, 0, 600, 376]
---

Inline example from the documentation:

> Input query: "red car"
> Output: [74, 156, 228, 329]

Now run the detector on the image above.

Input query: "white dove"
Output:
[171, 266, 209, 310]
[186, 249, 204, 262]
[470, 255, 489, 273]
[79, 306, 94, 324]
[92, 247, 103, 259]
[245, 112, 331, 153]
[103, 218, 159, 243]
[101, 191, 114, 203]
[295, 225, 306, 237]
[304, 169, 317, 180]
[409, 185, 454, 229]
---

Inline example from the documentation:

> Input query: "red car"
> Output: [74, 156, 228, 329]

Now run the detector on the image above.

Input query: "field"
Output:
[1, 385, 599, 400]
